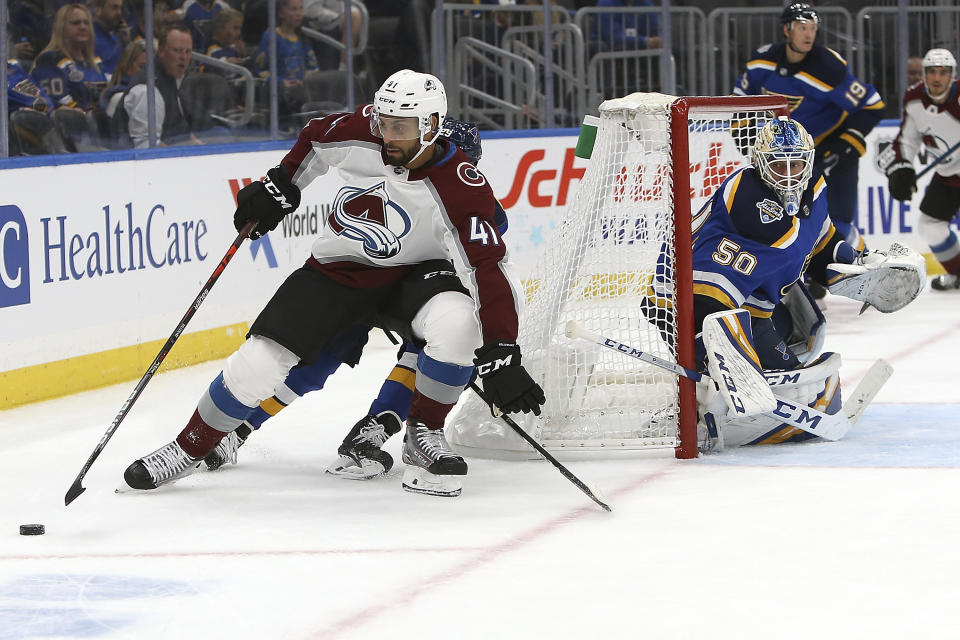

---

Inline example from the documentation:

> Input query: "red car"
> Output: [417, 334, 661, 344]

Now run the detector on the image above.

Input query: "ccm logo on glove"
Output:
[474, 342, 545, 415]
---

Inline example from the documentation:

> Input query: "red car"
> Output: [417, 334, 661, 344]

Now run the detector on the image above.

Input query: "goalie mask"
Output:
[921, 48, 957, 101]
[370, 69, 447, 165]
[753, 118, 815, 217]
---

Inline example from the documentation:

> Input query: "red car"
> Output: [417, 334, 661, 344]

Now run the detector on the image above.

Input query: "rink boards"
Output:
[0, 121, 954, 408]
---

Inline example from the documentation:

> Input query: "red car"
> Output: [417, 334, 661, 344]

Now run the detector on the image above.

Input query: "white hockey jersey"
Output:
[280, 104, 521, 343]
[890, 80, 960, 185]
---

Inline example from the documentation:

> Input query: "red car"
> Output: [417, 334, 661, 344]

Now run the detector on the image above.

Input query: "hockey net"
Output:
[449, 93, 789, 459]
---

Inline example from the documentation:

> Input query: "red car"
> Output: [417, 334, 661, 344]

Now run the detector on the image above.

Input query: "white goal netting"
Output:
[449, 93, 786, 457]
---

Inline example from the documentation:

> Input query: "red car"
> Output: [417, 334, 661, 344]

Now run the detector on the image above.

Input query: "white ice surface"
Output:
[1, 291, 959, 639]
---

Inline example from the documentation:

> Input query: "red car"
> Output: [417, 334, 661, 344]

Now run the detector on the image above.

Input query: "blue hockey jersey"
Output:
[254, 29, 318, 82]
[692, 166, 841, 319]
[732, 42, 884, 145]
[29, 50, 107, 111]
[7, 59, 54, 112]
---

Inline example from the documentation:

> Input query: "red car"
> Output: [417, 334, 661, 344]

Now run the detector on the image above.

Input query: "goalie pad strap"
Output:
[781, 282, 826, 365]
[702, 309, 777, 417]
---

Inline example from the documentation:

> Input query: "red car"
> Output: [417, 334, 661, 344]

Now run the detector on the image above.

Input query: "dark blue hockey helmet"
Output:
[439, 118, 482, 166]
[780, 3, 819, 27]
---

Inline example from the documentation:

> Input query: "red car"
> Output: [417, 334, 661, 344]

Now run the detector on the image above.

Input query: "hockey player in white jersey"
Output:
[122, 70, 545, 497]
[884, 48, 960, 291]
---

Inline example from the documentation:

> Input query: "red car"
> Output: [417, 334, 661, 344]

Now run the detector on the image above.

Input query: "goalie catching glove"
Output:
[234, 165, 301, 240]
[474, 342, 545, 416]
[825, 242, 925, 313]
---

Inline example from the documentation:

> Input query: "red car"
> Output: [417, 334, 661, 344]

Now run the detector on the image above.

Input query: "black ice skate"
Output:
[327, 411, 402, 479]
[401, 419, 467, 497]
[204, 423, 252, 471]
[123, 441, 202, 490]
[931, 274, 960, 291]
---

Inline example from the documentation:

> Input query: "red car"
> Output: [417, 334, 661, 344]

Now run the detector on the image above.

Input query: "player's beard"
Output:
[384, 142, 420, 167]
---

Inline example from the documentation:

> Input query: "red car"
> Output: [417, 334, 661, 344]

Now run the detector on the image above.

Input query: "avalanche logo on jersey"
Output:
[328, 182, 412, 259]
[756, 198, 784, 224]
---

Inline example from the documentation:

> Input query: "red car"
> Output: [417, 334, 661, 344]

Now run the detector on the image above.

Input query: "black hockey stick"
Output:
[468, 381, 612, 512]
[64, 221, 258, 506]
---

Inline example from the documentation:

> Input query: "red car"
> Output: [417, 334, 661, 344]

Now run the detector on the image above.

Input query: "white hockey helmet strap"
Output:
[371, 69, 447, 163]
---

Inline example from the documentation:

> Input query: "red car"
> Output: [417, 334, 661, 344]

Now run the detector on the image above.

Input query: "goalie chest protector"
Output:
[691, 167, 831, 318]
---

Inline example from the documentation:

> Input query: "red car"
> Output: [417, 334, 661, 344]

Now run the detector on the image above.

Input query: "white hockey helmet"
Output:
[921, 48, 956, 101]
[752, 117, 815, 216]
[922, 48, 957, 74]
[370, 69, 447, 162]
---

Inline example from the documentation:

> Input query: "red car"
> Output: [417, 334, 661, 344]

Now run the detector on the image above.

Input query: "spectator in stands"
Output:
[206, 7, 249, 103]
[254, 0, 319, 115]
[907, 56, 923, 87]
[117, 22, 196, 147]
[7, 58, 54, 113]
[181, 0, 229, 53]
[30, 4, 108, 111]
[6, 58, 65, 154]
[129, 0, 179, 45]
[593, 0, 661, 51]
[303, 0, 363, 71]
[92, 0, 130, 77]
[100, 40, 146, 120]
[8, 0, 49, 67]
[206, 7, 247, 67]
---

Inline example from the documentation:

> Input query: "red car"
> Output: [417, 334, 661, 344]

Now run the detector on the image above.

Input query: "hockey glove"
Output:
[474, 342, 545, 416]
[234, 165, 301, 240]
[886, 165, 917, 202]
[821, 130, 866, 177]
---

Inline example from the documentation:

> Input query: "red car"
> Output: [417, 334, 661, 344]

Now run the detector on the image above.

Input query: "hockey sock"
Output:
[367, 343, 418, 421]
[177, 409, 229, 458]
[246, 351, 344, 430]
[931, 231, 960, 275]
[408, 351, 474, 430]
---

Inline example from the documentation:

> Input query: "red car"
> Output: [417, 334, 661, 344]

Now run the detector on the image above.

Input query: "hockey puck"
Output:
[19, 524, 45, 536]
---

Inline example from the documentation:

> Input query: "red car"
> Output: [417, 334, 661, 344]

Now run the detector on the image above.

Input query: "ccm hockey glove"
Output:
[474, 341, 546, 416]
[234, 165, 301, 239]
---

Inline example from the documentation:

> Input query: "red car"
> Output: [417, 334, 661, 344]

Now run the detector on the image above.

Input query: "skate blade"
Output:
[325, 456, 386, 480]
[401, 466, 462, 497]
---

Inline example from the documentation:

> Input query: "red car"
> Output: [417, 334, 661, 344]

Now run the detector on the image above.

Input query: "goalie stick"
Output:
[64, 221, 257, 506]
[564, 321, 888, 441]
[468, 381, 612, 512]
[843, 359, 893, 425]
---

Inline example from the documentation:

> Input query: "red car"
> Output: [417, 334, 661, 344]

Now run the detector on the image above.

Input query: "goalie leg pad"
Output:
[702, 309, 777, 417]
[826, 242, 926, 313]
[699, 352, 843, 448]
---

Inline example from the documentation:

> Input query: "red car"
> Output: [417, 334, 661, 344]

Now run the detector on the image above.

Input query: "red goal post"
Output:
[449, 94, 790, 460]
[670, 96, 790, 457]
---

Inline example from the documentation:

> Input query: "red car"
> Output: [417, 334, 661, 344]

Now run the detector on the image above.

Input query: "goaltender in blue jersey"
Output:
[687, 118, 925, 449]
[732, 3, 884, 252]
[691, 118, 855, 372]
